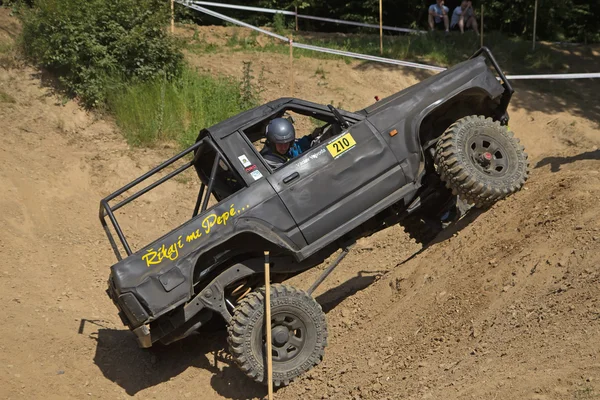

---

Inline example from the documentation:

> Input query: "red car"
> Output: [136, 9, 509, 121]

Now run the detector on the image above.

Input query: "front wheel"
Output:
[434, 115, 529, 208]
[227, 284, 328, 387]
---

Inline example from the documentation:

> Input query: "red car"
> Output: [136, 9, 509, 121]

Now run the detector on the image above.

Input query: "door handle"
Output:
[283, 172, 299, 183]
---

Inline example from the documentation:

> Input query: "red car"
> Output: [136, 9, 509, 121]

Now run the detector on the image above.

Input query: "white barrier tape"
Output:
[191, 1, 296, 16]
[178, 1, 600, 80]
[505, 73, 600, 80]
[295, 42, 446, 72]
[190, 1, 425, 34]
[178, 1, 444, 73]
[294, 13, 423, 34]
[182, 2, 289, 42]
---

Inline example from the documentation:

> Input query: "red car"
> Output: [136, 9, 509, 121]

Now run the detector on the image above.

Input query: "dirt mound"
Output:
[279, 165, 600, 400]
[1, 11, 600, 400]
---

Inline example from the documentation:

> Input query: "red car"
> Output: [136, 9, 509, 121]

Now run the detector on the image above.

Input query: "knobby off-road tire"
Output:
[227, 284, 328, 387]
[434, 115, 529, 208]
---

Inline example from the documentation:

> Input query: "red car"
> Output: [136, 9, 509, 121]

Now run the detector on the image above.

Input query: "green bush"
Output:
[106, 66, 260, 148]
[272, 12, 289, 35]
[19, 0, 183, 108]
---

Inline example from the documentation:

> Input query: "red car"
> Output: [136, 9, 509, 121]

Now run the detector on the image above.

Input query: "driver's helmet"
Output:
[266, 118, 295, 145]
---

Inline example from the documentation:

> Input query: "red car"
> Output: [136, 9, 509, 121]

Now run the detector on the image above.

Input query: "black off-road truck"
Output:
[100, 47, 529, 386]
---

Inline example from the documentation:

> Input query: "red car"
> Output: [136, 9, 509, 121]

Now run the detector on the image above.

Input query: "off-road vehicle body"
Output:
[100, 47, 528, 386]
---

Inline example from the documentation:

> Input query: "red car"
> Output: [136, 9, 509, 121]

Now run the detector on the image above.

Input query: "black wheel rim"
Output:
[265, 312, 307, 362]
[467, 134, 510, 177]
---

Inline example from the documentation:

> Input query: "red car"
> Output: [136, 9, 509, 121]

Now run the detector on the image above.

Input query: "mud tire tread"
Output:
[227, 284, 328, 387]
[434, 115, 529, 208]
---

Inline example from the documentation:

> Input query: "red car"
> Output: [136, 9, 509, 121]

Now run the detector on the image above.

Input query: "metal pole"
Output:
[532, 0, 538, 51]
[171, 0, 175, 33]
[480, 5, 484, 48]
[295, 5, 298, 31]
[289, 38, 294, 96]
[379, 0, 383, 55]
[264, 251, 273, 400]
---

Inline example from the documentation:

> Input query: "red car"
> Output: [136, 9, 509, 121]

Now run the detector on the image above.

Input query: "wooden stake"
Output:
[289, 38, 294, 96]
[379, 0, 383, 55]
[295, 5, 299, 31]
[480, 5, 484, 48]
[532, 0, 538, 51]
[171, 0, 175, 34]
[264, 251, 273, 400]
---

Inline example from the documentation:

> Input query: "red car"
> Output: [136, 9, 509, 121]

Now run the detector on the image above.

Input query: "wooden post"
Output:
[480, 5, 484, 48]
[295, 5, 299, 31]
[289, 38, 294, 96]
[264, 251, 273, 400]
[171, 0, 174, 33]
[532, 0, 538, 51]
[379, 0, 383, 55]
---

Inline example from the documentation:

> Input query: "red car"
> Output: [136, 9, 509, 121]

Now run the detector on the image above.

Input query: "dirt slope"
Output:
[280, 169, 600, 400]
[1, 11, 600, 400]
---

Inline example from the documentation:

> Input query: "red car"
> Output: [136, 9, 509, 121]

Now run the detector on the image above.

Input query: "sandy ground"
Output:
[1, 11, 600, 400]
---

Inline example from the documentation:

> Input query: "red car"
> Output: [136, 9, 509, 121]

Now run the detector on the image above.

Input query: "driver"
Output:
[260, 117, 317, 169]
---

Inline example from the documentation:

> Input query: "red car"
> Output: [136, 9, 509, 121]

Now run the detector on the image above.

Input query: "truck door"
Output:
[266, 119, 406, 245]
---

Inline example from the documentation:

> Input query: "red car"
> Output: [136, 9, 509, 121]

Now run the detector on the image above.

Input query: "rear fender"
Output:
[116, 217, 300, 329]
[149, 241, 325, 345]
[184, 259, 264, 324]
[182, 249, 327, 326]
[365, 57, 504, 182]
[187, 217, 301, 285]
[417, 87, 501, 151]
[182, 220, 332, 325]
[148, 259, 263, 346]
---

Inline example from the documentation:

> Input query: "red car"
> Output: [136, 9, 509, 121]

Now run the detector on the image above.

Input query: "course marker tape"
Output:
[504, 73, 600, 80]
[177, 1, 600, 81]
[294, 42, 446, 72]
[182, 1, 289, 41]
[179, 2, 444, 72]
[190, 1, 425, 34]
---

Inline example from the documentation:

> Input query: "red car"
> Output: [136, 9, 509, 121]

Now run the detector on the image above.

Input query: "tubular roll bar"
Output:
[99, 137, 233, 261]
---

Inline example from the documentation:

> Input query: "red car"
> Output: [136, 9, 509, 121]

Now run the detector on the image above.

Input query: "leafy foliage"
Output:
[106, 66, 260, 148]
[11, 0, 261, 148]
[239, 61, 264, 111]
[19, 0, 184, 108]
[481, 0, 600, 43]
[178, 0, 599, 43]
[191, 27, 571, 75]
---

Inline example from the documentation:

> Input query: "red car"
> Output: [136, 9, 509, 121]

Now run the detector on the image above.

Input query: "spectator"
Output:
[451, 1, 480, 35]
[428, 0, 450, 34]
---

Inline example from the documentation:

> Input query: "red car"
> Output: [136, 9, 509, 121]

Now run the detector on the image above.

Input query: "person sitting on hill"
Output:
[451, 1, 480, 35]
[428, 0, 450, 34]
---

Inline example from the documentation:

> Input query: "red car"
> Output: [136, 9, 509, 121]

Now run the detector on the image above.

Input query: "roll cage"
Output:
[99, 134, 242, 262]
[98, 99, 363, 264]
[99, 98, 365, 261]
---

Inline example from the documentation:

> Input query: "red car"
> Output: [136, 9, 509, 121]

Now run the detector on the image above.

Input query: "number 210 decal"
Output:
[326, 133, 356, 159]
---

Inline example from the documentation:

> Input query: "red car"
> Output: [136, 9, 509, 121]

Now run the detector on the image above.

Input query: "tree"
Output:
[174, 0, 597, 43]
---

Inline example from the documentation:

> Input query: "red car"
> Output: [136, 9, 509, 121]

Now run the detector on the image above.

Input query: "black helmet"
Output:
[266, 118, 295, 144]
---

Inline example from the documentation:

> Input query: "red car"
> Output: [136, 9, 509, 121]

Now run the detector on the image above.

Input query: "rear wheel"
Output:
[227, 284, 328, 387]
[434, 115, 529, 208]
